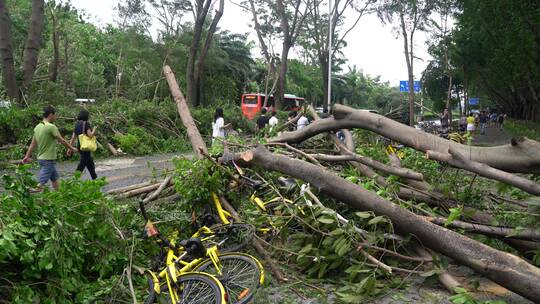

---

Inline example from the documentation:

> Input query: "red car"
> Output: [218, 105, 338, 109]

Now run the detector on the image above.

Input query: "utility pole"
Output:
[327, 0, 333, 113]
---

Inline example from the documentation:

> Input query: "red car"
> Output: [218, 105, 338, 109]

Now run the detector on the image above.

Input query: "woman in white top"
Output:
[212, 108, 228, 145]
[268, 111, 278, 132]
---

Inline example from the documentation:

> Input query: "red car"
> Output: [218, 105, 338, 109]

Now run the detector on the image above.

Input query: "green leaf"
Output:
[445, 207, 463, 226]
[355, 211, 372, 219]
[367, 216, 387, 226]
[317, 217, 335, 224]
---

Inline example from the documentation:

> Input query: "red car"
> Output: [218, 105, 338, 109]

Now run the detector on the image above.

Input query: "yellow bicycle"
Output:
[139, 200, 264, 304]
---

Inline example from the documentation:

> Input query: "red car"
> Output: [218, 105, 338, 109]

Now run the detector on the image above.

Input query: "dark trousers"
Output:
[76, 151, 97, 179]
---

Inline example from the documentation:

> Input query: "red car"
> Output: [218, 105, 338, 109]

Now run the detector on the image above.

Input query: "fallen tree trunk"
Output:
[163, 65, 207, 159]
[115, 183, 161, 200]
[427, 149, 540, 196]
[427, 217, 540, 241]
[230, 146, 540, 302]
[272, 104, 540, 173]
[143, 176, 173, 204]
[106, 181, 154, 195]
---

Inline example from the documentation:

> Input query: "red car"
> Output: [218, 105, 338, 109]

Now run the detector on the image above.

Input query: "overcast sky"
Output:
[71, 0, 432, 86]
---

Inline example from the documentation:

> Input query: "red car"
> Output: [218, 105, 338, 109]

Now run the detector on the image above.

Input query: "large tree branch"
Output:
[427, 149, 540, 196]
[271, 104, 540, 173]
[227, 145, 540, 303]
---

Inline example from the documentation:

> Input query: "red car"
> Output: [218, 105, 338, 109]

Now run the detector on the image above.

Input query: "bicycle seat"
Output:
[179, 238, 207, 258]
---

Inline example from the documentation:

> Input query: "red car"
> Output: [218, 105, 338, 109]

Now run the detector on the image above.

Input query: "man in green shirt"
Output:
[22, 106, 78, 190]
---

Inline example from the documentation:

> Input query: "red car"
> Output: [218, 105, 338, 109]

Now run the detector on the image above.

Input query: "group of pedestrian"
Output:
[22, 106, 98, 190]
[457, 109, 507, 136]
[254, 108, 309, 133]
[210, 106, 310, 144]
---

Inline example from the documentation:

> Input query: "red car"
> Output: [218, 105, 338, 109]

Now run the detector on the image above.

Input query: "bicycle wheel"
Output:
[193, 253, 264, 304]
[205, 223, 255, 253]
[148, 272, 226, 304]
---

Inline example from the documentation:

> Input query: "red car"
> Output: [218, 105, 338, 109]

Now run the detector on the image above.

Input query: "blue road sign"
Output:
[399, 81, 421, 93]
[469, 98, 479, 105]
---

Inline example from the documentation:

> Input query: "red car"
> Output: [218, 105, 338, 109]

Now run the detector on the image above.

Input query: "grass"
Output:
[503, 119, 540, 141]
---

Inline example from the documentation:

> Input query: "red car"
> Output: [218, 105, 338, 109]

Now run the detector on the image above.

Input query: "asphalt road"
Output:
[37, 152, 186, 192]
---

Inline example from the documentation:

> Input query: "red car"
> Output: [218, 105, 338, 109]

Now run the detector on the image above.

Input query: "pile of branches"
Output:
[164, 66, 540, 303]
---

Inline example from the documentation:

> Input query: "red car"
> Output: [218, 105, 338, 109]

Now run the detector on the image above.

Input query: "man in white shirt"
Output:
[297, 114, 309, 130]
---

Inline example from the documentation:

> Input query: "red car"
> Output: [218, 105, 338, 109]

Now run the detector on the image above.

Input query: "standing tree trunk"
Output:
[48, 4, 59, 82]
[274, 0, 292, 110]
[0, 0, 19, 101]
[194, 0, 224, 107]
[21, 0, 45, 89]
[400, 13, 415, 126]
[274, 45, 290, 110]
[186, 0, 212, 106]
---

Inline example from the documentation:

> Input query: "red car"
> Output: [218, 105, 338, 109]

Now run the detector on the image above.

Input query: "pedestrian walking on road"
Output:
[497, 113, 506, 130]
[479, 110, 488, 135]
[22, 106, 78, 190]
[212, 107, 229, 145]
[68, 109, 98, 180]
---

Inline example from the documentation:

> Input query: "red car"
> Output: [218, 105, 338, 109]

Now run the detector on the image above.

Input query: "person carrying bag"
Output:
[69, 110, 98, 179]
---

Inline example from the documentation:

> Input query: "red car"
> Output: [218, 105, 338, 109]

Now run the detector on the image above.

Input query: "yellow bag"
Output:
[78, 121, 97, 152]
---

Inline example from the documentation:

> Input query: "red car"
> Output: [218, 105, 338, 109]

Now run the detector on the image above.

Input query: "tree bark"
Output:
[427, 216, 540, 241]
[143, 176, 173, 203]
[21, 0, 45, 89]
[0, 0, 18, 100]
[194, 0, 224, 107]
[231, 145, 540, 303]
[186, 0, 212, 106]
[272, 104, 540, 173]
[427, 149, 540, 196]
[48, 4, 59, 82]
[400, 13, 415, 126]
[163, 65, 208, 159]
[275, 42, 290, 110]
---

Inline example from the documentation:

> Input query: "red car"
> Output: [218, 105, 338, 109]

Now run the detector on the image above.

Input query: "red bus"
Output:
[241, 93, 305, 120]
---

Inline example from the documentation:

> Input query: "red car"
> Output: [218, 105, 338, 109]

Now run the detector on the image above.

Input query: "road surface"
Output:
[40, 153, 184, 192]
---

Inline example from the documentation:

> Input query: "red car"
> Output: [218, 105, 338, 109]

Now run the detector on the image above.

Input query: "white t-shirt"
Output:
[269, 116, 278, 126]
[212, 117, 225, 138]
[297, 116, 309, 130]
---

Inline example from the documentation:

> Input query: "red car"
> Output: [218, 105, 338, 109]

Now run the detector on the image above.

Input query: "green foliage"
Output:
[172, 158, 228, 204]
[503, 119, 540, 141]
[0, 166, 128, 302]
[449, 287, 506, 304]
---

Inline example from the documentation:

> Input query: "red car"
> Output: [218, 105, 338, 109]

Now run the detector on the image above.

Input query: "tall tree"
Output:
[245, 0, 310, 109]
[186, 0, 224, 106]
[378, 0, 433, 126]
[451, 0, 540, 122]
[303, 0, 375, 110]
[21, 0, 45, 89]
[0, 0, 19, 101]
[426, 0, 457, 119]
[273, 0, 310, 109]
[245, 0, 279, 106]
